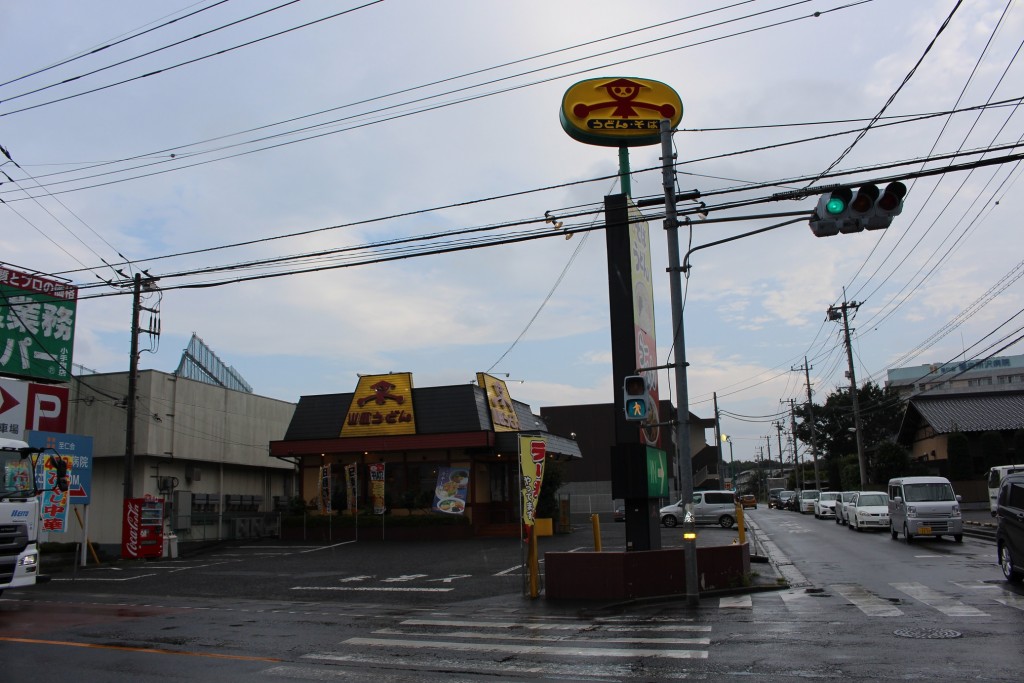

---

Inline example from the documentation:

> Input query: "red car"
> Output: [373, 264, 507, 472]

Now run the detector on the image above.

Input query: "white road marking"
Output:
[891, 582, 988, 617]
[340, 636, 708, 659]
[400, 618, 711, 632]
[372, 627, 710, 646]
[290, 586, 453, 592]
[831, 583, 903, 617]
[719, 595, 752, 609]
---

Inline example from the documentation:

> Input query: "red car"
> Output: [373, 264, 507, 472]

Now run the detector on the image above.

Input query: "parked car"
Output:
[660, 490, 737, 528]
[847, 491, 889, 531]
[777, 490, 797, 511]
[798, 489, 820, 514]
[814, 491, 841, 519]
[835, 491, 857, 525]
[740, 494, 757, 509]
[888, 476, 963, 543]
[768, 488, 784, 508]
[995, 472, 1024, 583]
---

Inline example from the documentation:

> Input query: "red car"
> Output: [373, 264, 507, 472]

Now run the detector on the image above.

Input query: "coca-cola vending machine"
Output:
[122, 495, 164, 559]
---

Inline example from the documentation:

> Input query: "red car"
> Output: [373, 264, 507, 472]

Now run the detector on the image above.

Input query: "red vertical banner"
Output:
[40, 454, 72, 532]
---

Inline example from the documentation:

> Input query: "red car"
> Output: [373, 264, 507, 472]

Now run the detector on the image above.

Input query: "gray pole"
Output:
[124, 273, 141, 501]
[661, 119, 699, 607]
[713, 392, 722, 485]
[801, 357, 821, 489]
[838, 299, 868, 487]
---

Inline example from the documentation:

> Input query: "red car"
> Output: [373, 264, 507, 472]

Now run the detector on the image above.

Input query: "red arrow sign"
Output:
[0, 385, 20, 415]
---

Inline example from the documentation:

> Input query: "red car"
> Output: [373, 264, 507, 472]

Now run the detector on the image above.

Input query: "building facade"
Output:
[66, 369, 296, 553]
[269, 373, 581, 537]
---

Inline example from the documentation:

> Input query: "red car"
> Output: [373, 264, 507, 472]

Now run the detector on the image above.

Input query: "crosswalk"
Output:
[260, 581, 1023, 680]
[720, 580, 1024, 617]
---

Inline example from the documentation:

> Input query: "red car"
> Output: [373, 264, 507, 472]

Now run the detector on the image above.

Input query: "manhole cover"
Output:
[894, 628, 962, 639]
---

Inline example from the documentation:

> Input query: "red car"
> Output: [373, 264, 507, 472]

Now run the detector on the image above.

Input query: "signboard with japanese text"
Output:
[344, 463, 357, 514]
[319, 464, 332, 513]
[628, 202, 661, 447]
[476, 373, 520, 432]
[369, 463, 385, 514]
[28, 430, 92, 504]
[519, 436, 546, 526]
[560, 77, 683, 147]
[341, 373, 416, 438]
[0, 265, 77, 382]
[0, 377, 69, 438]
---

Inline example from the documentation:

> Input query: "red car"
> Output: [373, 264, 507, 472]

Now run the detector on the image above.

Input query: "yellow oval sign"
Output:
[560, 77, 683, 147]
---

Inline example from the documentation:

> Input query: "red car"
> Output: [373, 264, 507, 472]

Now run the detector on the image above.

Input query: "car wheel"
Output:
[662, 515, 677, 528]
[890, 523, 898, 540]
[854, 519, 862, 531]
[1000, 544, 1024, 583]
[719, 515, 735, 529]
[954, 534, 963, 543]
[904, 523, 913, 544]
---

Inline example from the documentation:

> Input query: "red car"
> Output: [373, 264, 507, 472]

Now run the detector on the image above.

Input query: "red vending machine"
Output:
[122, 495, 165, 559]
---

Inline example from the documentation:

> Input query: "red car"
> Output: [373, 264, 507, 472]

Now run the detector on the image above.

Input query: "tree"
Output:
[1013, 429, 1024, 464]
[981, 431, 1008, 470]
[947, 431, 973, 480]
[871, 440, 911, 485]
[793, 381, 905, 484]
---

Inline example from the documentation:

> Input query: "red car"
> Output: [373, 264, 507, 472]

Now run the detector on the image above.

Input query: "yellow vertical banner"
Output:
[369, 463, 385, 514]
[519, 436, 546, 526]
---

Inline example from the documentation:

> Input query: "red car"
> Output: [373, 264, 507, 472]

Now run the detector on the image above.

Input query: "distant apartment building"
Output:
[886, 354, 1024, 398]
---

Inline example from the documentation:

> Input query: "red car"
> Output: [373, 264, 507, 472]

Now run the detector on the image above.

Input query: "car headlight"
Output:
[19, 552, 38, 568]
[951, 505, 960, 517]
[907, 506, 917, 517]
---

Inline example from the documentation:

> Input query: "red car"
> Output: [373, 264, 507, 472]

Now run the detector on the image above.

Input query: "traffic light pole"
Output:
[661, 120, 699, 608]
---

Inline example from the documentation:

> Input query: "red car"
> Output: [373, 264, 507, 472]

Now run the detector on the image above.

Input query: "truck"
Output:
[1, 436, 67, 596]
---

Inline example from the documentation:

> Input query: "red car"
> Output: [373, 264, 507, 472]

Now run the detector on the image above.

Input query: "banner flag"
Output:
[432, 464, 469, 514]
[519, 436, 546, 526]
[369, 463, 386, 514]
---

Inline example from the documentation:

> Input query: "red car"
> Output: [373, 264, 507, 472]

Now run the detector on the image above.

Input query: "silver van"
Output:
[660, 490, 737, 528]
[888, 476, 963, 544]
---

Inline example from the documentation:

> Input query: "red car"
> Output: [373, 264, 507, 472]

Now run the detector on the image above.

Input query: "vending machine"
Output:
[122, 495, 165, 559]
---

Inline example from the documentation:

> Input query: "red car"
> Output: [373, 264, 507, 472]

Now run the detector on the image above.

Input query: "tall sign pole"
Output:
[661, 119, 698, 607]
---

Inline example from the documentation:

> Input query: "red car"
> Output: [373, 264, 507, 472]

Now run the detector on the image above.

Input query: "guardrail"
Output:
[963, 520, 996, 542]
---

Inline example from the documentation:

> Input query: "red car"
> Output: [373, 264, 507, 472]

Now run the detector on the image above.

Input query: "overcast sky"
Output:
[2, 0, 1023, 463]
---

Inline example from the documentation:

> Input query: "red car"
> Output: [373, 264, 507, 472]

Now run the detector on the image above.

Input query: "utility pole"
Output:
[829, 296, 867, 487]
[775, 421, 789, 488]
[788, 398, 804, 487]
[661, 119, 698, 608]
[793, 356, 821, 489]
[123, 272, 159, 501]
[712, 392, 723, 486]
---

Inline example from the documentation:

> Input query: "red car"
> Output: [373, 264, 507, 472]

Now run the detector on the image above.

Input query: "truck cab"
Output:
[1, 438, 42, 595]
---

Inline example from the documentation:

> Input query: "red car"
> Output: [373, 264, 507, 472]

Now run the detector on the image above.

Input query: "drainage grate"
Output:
[894, 628, 962, 639]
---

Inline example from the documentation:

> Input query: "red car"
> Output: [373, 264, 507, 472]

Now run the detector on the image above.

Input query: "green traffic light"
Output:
[825, 196, 847, 215]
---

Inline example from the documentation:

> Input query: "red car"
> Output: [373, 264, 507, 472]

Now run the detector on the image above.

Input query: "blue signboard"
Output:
[27, 430, 93, 504]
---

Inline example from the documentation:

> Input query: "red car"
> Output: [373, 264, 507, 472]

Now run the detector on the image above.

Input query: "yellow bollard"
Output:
[591, 513, 602, 552]
[736, 502, 746, 545]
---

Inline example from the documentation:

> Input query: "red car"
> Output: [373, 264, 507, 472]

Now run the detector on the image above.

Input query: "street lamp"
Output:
[721, 434, 734, 491]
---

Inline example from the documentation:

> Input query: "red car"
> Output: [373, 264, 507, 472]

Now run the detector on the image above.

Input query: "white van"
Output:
[659, 490, 737, 529]
[888, 476, 963, 544]
[988, 464, 1024, 516]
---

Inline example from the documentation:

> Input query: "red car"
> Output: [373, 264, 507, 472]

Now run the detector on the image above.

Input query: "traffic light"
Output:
[623, 375, 649, 421]
[809, 181, 907, 236]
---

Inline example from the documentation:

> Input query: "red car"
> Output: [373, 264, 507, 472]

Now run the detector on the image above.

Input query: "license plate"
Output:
[917, 526, 932, 535]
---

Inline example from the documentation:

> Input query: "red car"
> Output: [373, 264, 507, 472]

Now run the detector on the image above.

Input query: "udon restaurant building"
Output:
[269, 372, 581, 537]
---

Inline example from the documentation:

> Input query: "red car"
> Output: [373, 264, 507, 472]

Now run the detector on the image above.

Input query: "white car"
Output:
[798, 489, 820, 514]
[848, 491, 890, 531]
[814, 491, 841, 519]
[835, 491, 857, 525]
